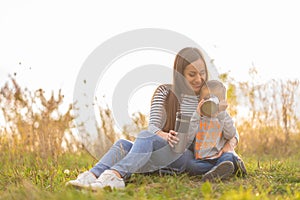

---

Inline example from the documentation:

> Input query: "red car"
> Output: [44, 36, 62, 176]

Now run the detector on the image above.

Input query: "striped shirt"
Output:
[148, 84, 239, 148]
[148, 84, 199, 134]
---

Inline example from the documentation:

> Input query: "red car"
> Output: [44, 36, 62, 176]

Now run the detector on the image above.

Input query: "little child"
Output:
[186, 80, 246, 181]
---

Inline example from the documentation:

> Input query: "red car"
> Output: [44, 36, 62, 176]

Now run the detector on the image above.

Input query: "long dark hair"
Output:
[162, 47, 208, 132]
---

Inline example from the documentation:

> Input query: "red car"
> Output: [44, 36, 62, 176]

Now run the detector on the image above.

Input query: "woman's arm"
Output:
[147, 84, 180, 147]
[156, 130, 168, 140]
[148, 84, 169, 135]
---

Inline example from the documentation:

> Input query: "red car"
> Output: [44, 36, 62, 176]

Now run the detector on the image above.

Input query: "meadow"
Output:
[0, 149, 299, 199]
[0, 74, 300, 199]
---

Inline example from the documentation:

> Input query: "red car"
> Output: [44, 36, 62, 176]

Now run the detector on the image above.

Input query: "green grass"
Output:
[0, 151, 299, 200]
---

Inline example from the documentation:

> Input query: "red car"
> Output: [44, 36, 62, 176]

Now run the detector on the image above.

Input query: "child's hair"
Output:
[204, 80, 226, 100]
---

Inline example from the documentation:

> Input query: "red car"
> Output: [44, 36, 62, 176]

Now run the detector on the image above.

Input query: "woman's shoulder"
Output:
[155, 84, 172, 95]
[157, 84, 172, 90]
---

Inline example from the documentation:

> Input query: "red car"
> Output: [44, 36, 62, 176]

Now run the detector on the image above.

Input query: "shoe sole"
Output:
[89, 182, 125, 191]
[89, 171, 126, 190]
[201, 161, 234, 182]
[66, 181, 93, 190]
[235, 158, 247, 177]
[66, 181, 105, 191]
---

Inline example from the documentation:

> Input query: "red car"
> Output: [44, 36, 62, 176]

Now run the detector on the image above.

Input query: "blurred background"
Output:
[1, 0, 300, 159]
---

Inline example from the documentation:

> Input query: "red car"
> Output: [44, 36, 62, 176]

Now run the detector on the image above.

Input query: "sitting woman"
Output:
[67, 47, 242, 189]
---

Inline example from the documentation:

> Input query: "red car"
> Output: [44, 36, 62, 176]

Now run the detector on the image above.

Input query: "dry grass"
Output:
[0, 75, 300, 199]
[0, 77, 79, 161]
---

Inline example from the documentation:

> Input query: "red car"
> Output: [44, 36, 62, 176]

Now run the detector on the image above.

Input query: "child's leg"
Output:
[203, 152, 247, 180]
[232, 153, 247, 176]
[185, 158, 216, 176]
[215, 152, 236, 169]
[216, 152, 246, 174]
[199, 153, 236, 181]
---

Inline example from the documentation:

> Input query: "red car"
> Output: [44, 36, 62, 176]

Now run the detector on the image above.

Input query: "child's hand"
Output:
[196, 99, 205, 115]
[218, 100, 228, 112]
[216, 138, 237, 157]
[197, 99, 219, 117]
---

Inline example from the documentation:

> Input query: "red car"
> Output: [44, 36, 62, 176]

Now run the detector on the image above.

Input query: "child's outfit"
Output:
[193, 111, 236, 159]
[186, 111, 247, 181]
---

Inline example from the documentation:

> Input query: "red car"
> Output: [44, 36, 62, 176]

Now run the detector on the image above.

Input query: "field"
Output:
[0, 77, 300, 199]
[0, 149, 299, 200]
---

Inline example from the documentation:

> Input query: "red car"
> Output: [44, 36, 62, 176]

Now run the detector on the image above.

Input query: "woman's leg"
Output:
[111, 130, 168, 177]
[90, 130, 196, 189]
[166, 149, 194, 173]
[90, 139, 133, 178]
[66, 139, 133, 188]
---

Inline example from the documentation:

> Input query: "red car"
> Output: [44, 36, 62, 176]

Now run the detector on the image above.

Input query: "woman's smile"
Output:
[183, 59, 207, 94]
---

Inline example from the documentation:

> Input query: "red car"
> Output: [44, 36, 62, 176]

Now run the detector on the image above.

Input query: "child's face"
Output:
[199, 87, 210, 101]
[198, 86, 228, 115]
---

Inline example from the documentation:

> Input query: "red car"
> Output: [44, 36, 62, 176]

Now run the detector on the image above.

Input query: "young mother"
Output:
[67, 47, 239, 189]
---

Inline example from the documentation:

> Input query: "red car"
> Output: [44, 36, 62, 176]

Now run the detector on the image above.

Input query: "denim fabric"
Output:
[112, 130, 191, 177]
[90, 139, 133, 178]
[90, 130, 191, 179]
[185, 152, 238, 176]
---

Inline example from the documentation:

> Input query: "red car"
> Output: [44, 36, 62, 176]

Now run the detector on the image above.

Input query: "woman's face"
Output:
[183, 58, 207, 95]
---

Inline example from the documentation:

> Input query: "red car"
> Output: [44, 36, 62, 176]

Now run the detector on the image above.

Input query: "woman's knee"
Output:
[137, 130, 155, 138]
[114, 139, 133, 152]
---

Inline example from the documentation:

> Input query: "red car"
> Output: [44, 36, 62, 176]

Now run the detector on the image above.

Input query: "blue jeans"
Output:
[185, 152, 239, 176]
[90, 130, 191, 179]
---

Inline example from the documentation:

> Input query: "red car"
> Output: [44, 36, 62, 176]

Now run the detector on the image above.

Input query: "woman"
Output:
[67, 47, 239, 189]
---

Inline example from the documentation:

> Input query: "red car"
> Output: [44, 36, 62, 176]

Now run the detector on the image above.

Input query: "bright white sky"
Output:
[1, 0, 300, 123]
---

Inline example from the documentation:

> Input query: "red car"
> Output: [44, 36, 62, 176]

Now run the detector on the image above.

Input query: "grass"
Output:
[0, 150, 299, 200]
[0, 77, 299, 199]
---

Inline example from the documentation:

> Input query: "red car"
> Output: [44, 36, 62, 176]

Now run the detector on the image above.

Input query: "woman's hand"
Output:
[157, 130, 179, 147]
[166, 130, 180, 148]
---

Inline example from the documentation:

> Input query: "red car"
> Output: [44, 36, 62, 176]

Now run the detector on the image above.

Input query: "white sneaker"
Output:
[201, 161, 234, 182]
[66, 171, 97, 188]
[89, 170, 125, 190]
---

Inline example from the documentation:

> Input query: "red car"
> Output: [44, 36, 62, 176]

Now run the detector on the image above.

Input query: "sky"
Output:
[1, 0, 300, 129]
